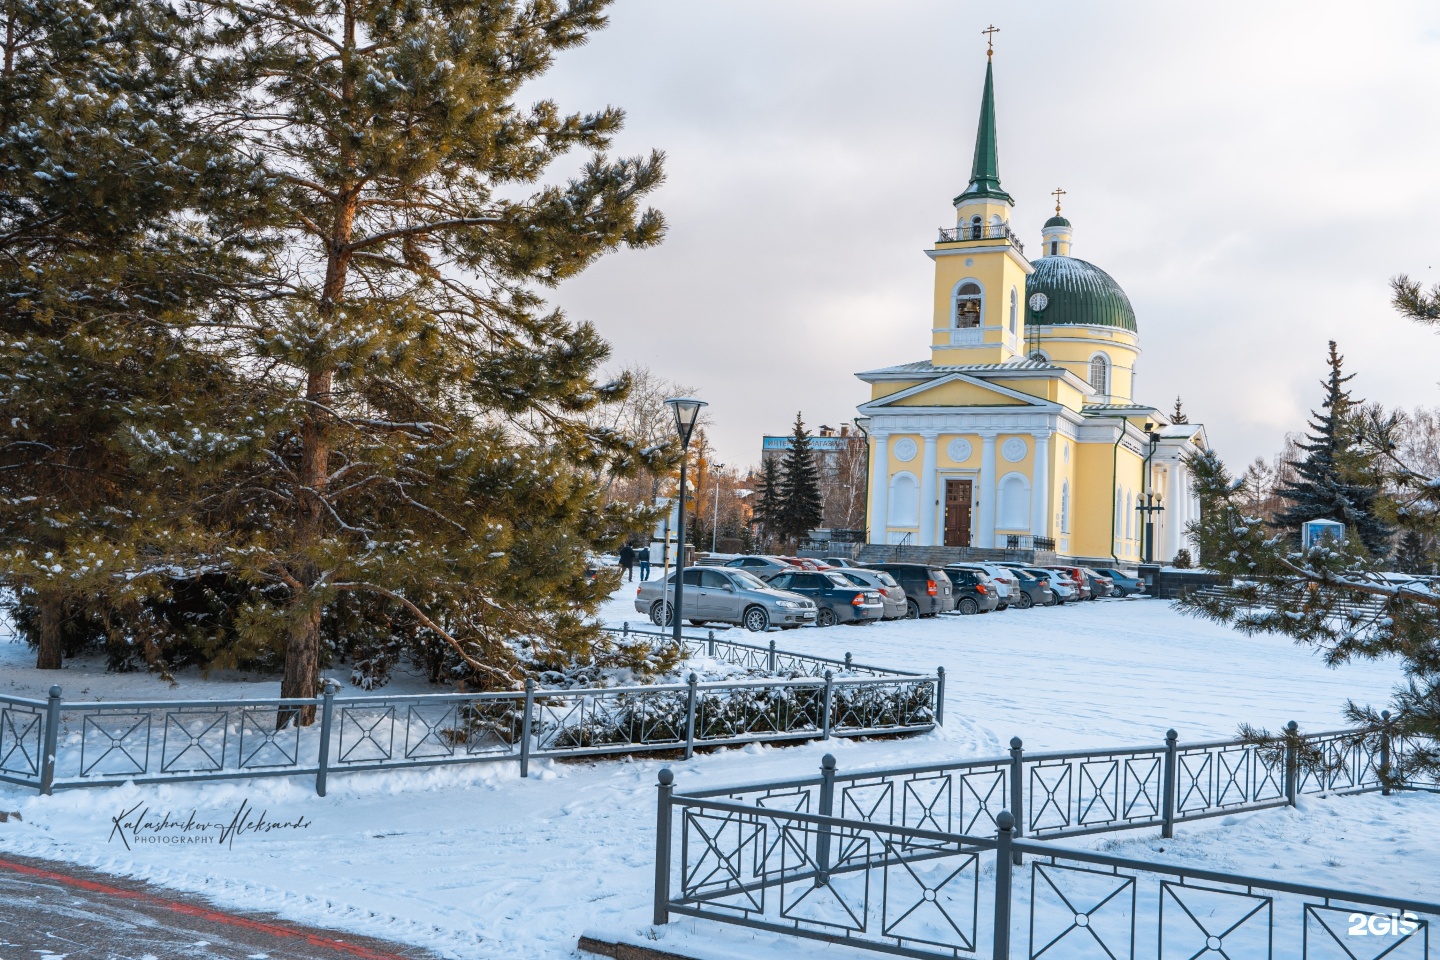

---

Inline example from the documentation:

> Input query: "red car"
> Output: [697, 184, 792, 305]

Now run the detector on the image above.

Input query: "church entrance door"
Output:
[944, 479, 973, 547]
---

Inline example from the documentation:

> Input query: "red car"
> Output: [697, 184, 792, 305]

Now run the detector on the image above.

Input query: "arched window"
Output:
[1126, 489, 1135, 540]
[954, 282, 982, 329]
[1115, 490, 1123, 540]
[969, 215, 983, 240]
[1028, 349, 1049, 363]
[1008, 288, 1018, 335]
[1089, 354, 1110, 396]
[887, 473, 919, 527]
[998, 474, 1030, 529]
[1060, 481, 1071, 534]
[1050, 239, 1058, 256]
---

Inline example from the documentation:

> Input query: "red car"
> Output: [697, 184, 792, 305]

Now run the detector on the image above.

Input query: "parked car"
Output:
[1025, 568, 1076, 604]
[863, 563, 955, 618]
[821, 557, 863, 569]
[635, 567, 817, 631]
[723, 555, 799, 578]
[835, 568, 909, 620]
[1092, 568, 1145, 597]
[777, 556, 834, 571]
[1077, 567, 1115, 599]
[941, 567, 1001, 615]
[763, 570, 884, 627]
[1005, 568, 1055, 609]
[947, 562, 1019, 610]
[1044, 566, 1092, 601]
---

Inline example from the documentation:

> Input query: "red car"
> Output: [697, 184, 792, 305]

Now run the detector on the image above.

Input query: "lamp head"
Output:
[664, 397, 707, 448]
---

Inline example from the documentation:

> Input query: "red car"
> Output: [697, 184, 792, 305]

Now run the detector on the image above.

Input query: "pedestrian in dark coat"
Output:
[637, 544, 651, 581]
[618, 543, 635, 582]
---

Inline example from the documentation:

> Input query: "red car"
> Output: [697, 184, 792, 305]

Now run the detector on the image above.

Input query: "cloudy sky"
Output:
[532, 0, 1440, 472]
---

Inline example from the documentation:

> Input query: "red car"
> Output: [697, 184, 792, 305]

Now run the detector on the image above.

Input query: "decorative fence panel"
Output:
[656, 733, 1440, 960]
[2, 627, 940, 795]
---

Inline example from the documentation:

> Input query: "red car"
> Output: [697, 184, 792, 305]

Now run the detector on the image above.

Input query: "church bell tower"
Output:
[927, 38, 1033, 366]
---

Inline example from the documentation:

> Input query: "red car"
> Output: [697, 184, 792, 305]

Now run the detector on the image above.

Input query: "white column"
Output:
[868, 433, 890, 544]
[1164, 462, 1183, 562]
[978, 432, 997, 548]
[1030, 434, 1050, 540]
[918, 432, 939, 546]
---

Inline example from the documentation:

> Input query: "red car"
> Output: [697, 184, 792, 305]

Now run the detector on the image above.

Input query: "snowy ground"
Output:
[0, 586, 1433, 959]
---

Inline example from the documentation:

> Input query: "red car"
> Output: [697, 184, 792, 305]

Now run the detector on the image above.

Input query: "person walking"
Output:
[618, 542, 635, 582]
[637, 544, 651, 581]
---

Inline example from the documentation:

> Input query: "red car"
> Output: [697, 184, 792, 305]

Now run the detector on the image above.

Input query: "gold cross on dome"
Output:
[1051, 187, 1067, 214]
[982, 24, 1000, 56]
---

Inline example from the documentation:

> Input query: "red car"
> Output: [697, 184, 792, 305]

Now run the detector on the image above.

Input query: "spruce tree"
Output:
[182, 0, 668, 713]
[1273, 342, 1391, 557]
[777, 413, 823, 547]
[1396, 530, 1432, 575]
[1171, 396, 1189, 424]
[753, 459, 782, 549]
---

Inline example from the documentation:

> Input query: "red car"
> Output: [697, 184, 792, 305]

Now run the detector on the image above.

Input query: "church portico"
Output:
[856, 41, 1206, 566]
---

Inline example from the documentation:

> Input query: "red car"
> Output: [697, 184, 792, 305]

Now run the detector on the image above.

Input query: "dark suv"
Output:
[763, 570, 884, 627]
[865, 563, 955, 618]
[941, 567, 1000, 615]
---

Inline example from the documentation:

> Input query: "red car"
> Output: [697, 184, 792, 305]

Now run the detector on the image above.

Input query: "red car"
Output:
[1045, 566, 1094, 601]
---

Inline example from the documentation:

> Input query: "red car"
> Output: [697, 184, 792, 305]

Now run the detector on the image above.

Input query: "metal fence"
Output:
[0, 627, 941, 796]
[655, 728, 1440, 959]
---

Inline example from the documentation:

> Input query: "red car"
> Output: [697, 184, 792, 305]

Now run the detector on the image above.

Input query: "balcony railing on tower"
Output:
[938, 221, 1024, 254]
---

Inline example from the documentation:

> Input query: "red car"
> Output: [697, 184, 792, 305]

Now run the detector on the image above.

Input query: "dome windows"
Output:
[1008, 287, 1018, 335]
[1050, 239, 1058, 256]
[1089, 354, 1110, 396]
[969, 216, 983, 240]
[954, 282, 983, 329]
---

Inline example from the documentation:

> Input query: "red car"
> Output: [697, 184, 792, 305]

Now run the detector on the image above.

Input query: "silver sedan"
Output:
[634, 567, 817, 632]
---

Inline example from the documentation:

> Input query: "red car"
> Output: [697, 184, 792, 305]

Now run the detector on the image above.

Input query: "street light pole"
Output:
[711, 462, 724, 553]
[664, 398, 708, 645]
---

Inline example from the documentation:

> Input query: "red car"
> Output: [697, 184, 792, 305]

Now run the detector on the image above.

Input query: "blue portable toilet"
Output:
[1301, 519, 1345, 551]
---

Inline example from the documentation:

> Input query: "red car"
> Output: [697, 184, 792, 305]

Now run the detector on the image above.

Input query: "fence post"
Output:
[821, 670, 835, 740]
[707, 630, 716, 658]
[315, 680, 337, 797]
[1284, 719, 1299, 806]
[816, 753, 836, 879]
[1161, 728, 1179, 839]
[1379, 709, 1392, 796]
[935, 666, 946, 727]
[992, 810, 1015, 960]
[520, 678, 535, 778]
[622, 622, 629, 638]
[844, 652, 853, 672]
[39, 685, 61, 796]
[1008, 737, 1024, 865]
[768, 638, 777, 674]
[683, 673, 699, 760]
[654, 768, 675, 925]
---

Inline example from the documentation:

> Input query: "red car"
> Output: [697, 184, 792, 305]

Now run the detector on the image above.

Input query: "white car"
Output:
[1024, 568, 1076, 604]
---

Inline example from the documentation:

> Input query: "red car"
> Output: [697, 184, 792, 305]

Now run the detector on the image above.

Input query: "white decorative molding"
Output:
[950, 328, 983, 346]
[1001, 437, 1028, 462]
[946, 437, 973, 462]
[893, 437, 919, 462]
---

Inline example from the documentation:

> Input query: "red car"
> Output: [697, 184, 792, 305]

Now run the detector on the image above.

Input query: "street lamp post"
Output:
[664, 397, 708, 645]
[1137, 423, 1165, 563]
[711, 462, 724, 553]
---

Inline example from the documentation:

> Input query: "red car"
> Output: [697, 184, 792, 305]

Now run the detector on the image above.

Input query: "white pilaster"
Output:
[978, 432, 997, 548]
[918, 432, 939, 546]
[869, 433, 890, 544]
[1164, 463, 1183, 562]
[1030, 434, 1049, 539]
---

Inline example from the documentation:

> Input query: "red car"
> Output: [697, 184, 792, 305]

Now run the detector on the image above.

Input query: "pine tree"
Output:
[173, 0, 669, 714]
[0, 0, 258, 669]
[1273, 341, 1391, 557]
[753, 459, 782, 548]
[1396, 530, 1432, 575]
[777, 414, 824, 547]
[1171, 396, 1189, 424]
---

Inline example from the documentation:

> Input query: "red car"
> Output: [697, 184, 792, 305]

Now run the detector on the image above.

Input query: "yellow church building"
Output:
[856, 49, 1204, 566]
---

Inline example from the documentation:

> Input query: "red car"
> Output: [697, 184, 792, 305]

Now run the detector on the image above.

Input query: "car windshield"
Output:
[729, 570, 770, 591]
[825, 573, 854, 587]
[875, 572, 898, 587]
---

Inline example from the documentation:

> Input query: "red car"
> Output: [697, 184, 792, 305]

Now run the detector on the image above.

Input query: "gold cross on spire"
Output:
[1051, 187, 1067, 214]
[982, 24, 1000, 57]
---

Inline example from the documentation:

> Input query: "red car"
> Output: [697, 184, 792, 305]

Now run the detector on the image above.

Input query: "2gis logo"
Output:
[1347, 911, 1422, 937]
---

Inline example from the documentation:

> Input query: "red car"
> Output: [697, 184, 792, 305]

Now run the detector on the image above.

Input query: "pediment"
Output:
[860, 372, 1055, 413]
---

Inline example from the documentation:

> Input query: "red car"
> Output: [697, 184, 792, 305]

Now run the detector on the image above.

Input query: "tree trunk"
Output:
[35, 589, 63, 670]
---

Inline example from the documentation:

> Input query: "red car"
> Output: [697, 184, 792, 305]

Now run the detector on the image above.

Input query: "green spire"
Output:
[954, 57, 1013, 205]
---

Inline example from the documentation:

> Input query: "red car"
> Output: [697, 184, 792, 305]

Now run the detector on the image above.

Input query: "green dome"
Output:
[1043, 214, 1070, 228]
[1024, 256, 1137, 331]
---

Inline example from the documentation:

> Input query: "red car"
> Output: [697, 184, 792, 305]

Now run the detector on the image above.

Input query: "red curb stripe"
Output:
[0, 856, 416, 960]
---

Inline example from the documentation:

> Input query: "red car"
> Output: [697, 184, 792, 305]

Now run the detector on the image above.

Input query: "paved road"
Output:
[0, 853, 436, 960]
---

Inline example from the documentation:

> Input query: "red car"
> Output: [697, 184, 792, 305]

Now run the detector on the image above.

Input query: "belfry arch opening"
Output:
[954, 282, 983, 329]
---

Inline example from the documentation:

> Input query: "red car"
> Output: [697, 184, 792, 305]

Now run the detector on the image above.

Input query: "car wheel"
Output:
[689, 619, 706, 626]
[650, 600, 673, 626]
[996, 603, 1008, 611]
[1044, 594, 1058, 607]
[743, 606, 770, 632]
[958, 597, 979, 615]
[905, 599, 920, 619]
[1015, 592, 1033, 610]
[817, 608, 837, 628]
